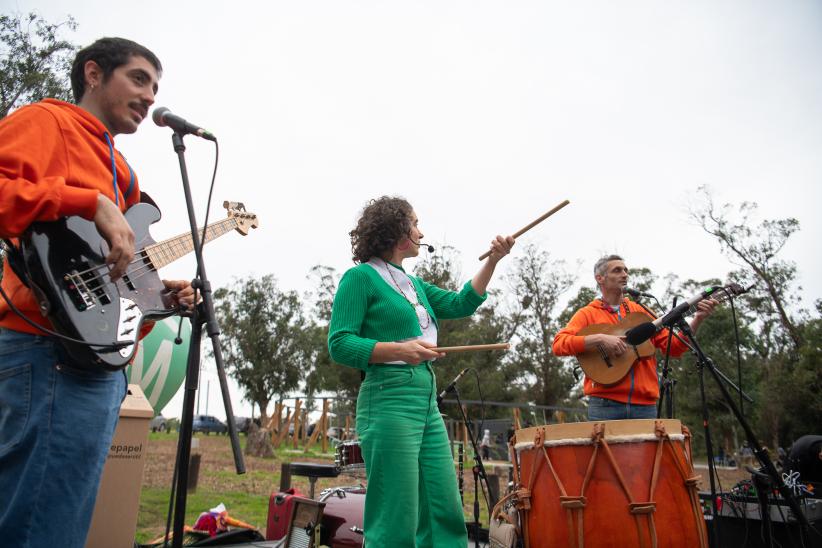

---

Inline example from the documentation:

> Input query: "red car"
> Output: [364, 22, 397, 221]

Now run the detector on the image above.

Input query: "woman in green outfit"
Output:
[328, 196, 514, 547]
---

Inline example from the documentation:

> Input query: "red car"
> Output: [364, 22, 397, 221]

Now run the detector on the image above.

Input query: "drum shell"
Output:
[515, 419, 708, 548]
[335, 440, 365, 472]
[320, 488, 365, 548]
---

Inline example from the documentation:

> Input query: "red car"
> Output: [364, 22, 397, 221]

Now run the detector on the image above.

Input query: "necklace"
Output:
[381, 260, 431, 329]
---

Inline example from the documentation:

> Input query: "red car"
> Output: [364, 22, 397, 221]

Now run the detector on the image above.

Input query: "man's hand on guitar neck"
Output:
[94, 194, 135, 281]
[584, 333, 628, 356]
[162, 279, 197, 309]
[690, 297, 718, 331]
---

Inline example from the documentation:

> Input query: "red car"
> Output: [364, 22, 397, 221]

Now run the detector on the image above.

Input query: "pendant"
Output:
[415, 304, 430, 328]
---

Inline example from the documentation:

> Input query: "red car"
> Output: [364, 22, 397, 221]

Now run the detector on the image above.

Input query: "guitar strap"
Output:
[600, 298, 630, 320]
[1, 239, 30, 289]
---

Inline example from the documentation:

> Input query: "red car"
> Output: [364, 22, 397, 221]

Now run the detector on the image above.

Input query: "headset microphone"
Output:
[410, 239, 435, 253]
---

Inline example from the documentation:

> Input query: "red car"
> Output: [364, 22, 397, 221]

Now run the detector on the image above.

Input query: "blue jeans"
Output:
[587, 396, 658, 421]
[0, 329, 126, 548]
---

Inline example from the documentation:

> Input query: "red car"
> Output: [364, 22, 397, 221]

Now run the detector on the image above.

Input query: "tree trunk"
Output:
[245, 424, 274, 458]
[257, 397, 270, 427]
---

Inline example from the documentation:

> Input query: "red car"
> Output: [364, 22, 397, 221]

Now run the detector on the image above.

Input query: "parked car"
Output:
[192, 414, 227, 435]
[150, 414, 168, 433]
[327, 426, 352, 441]
[233, 416, 261, 435]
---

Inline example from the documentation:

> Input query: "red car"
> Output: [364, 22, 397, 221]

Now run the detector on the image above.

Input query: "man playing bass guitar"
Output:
[552, 255, 716, 421]
[0, 38, 194, 548]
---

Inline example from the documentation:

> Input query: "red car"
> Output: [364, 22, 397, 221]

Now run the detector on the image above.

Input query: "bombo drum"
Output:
[512, 419, 708, 548]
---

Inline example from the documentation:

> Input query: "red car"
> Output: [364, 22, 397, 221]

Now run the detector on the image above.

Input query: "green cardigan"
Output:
[328, 262, 487, 370]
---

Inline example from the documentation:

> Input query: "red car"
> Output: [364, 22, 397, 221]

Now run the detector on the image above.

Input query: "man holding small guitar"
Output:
[0, 38, 194, 548]
[552, 254, 716, 421]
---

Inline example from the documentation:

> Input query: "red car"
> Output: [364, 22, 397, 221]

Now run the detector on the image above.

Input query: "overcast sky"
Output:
[9, 1, 821, 419]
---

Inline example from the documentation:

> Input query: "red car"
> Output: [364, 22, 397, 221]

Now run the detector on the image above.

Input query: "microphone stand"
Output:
[629, 294, 679, 419]
[164, 132, 245, 548]
[449, 386, 490, 548]
[654, 297, 677, 419]
[674, 318, 818, 547]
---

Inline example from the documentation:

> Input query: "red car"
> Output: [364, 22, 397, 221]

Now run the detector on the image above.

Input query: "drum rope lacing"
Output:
[512, 421, 708, 548]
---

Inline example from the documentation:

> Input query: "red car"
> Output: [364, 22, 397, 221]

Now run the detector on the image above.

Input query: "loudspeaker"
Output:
[700, 492, 822, 548]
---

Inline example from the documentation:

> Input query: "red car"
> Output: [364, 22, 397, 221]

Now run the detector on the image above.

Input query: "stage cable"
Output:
[196, 139, 220, 261]
[174, 139, 219, 343]
[729, 295, 745, 418]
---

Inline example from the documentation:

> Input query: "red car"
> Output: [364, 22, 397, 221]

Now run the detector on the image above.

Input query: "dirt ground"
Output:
[142, 434, 364, 497]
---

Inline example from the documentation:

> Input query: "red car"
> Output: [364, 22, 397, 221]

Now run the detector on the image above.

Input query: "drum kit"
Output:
[310, 441, 366, 547]
[313, 418, 708, 548]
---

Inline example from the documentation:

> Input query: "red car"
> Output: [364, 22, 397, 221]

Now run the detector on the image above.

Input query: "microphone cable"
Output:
[728, 291, 746, 417]
[174, 136, 219, 341]
[471, 367, 487, 457]
[195, 139, 220, 261]
[451, 366, 492, 521]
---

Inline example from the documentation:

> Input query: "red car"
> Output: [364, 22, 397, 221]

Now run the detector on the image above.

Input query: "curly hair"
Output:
[350, 196, 413, 263]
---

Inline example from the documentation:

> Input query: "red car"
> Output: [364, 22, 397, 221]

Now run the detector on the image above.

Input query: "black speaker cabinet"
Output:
[700, 492, 822, 547]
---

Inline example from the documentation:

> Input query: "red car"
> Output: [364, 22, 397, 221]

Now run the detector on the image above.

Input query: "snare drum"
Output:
[335, 440, 365, 474]
[513, 419, 708, 548]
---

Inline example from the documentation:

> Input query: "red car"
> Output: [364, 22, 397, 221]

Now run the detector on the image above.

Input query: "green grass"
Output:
[136, 433, 487, 543]
[136, 488, 269, 544]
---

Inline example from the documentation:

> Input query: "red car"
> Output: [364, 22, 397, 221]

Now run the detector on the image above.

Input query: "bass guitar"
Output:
[20, 200, 258, 370]
[576, 284, 745, 386]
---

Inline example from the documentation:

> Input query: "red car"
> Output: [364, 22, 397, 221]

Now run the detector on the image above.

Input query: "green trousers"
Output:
[357, 363, 467, 547]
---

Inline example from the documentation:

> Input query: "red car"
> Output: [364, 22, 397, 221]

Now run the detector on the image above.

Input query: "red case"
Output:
[266, 487, 305, 540]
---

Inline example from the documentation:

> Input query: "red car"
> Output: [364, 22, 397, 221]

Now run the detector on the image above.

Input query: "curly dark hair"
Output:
[350, 196, 413, 263]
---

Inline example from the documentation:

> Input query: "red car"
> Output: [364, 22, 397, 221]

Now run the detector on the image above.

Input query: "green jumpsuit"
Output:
[329, 262, 487, 547]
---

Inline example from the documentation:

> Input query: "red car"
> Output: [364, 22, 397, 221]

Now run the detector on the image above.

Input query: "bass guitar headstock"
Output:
[223, 201, 259, 235]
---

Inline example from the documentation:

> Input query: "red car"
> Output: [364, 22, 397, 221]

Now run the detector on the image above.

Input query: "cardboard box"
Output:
[85, 384, 154, 548]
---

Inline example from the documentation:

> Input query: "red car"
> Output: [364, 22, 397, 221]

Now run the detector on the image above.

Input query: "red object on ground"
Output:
[266, 487, 305, 540]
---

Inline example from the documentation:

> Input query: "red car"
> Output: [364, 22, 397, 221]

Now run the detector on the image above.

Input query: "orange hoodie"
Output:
[0, 99, 142, 334]
[552, 298, 691, 405]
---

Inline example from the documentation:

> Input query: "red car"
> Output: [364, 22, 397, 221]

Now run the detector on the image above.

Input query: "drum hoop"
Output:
[514, 432, 685, 452]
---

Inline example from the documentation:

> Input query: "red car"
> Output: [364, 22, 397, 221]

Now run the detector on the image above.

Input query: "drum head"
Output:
[515, 418, 682, 447]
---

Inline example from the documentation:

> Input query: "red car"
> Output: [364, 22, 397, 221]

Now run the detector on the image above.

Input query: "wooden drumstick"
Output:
[431, 343, 511, 353]
[478, 199, 571, 261]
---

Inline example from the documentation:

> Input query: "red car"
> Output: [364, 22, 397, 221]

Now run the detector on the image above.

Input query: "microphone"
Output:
[623, 287, 655, 298]
[410, 239, 435, 253]
[624, 286, 720, 346]
[152, 107, 216, 141]
[436, 368, 469, 406]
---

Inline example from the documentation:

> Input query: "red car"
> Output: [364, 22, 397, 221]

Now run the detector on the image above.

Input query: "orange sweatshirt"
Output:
[0, 99, 142, 334]
[552, 298, 691, 405]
